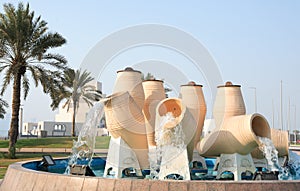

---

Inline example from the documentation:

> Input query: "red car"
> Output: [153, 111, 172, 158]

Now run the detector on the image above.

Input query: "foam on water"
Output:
[287, 151, 300, 179]
[66, 101, 105, 174]
[257, 136, 290, 180]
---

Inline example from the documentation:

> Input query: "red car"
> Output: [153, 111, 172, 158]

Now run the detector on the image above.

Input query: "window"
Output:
[54, 124, 66, 131]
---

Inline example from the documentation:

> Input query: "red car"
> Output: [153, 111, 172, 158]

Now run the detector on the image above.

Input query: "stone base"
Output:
[158, 146, 190, 180]
[192, 152, 207, 170]
[216, 153, 256, 181]
[104, 137, 142, 178]
[253, 158, 268, 169]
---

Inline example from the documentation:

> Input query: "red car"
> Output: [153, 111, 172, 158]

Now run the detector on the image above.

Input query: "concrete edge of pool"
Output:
[1, 160, 300, 191]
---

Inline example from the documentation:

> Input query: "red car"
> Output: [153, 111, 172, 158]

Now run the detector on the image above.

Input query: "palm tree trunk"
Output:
[72, 101, 76, 137]
[8, 74, 22, 158]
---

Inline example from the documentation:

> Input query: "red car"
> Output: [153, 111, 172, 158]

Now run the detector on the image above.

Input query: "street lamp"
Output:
[291, 105, 297, 143]
[19, 105, 24, 138]
[249, 87, 257, 113]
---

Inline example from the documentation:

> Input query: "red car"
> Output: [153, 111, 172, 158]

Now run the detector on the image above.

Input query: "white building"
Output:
[21, 80, 106, 137]
[22, 122, 38, 136]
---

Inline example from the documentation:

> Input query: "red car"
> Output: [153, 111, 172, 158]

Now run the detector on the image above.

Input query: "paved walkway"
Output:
[0, 148, 108, 154]
[0, 147, 299, 155]
[1, 147, 300, 153]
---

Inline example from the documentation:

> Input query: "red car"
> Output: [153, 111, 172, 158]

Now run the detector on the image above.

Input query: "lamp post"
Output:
[19, 105, 24, 138]
[249, 87, 257, 113]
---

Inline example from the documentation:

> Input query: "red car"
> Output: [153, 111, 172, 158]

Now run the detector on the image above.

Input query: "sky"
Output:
[0, 0, 300, 135]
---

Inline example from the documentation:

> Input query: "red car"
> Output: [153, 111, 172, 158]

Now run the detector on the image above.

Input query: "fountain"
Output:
[1, 68, 300, 191]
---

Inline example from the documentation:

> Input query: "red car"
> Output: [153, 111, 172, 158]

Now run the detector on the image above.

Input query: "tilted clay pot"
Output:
[103, 91, 149, 168]
[213, 82, 246, 127]
[112, 67, 145, 109]
[142, 80, 166, 147]
[180, 81, 207, 148]
[155, 98, 197, 162]
[197, 113, 271, 157]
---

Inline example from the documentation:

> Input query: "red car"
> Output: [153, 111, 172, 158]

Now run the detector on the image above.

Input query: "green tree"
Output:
[142, 72, 155, 80]
[59, 69, 102, 137]
[0, 3, 67, 158]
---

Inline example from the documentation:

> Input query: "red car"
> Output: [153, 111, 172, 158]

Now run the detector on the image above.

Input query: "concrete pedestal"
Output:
[216, 153, 256, 181]
[158, 145, 191, 180]
[104, 137, 142, 178]
[192, 152, 207, 170]
[253, 158, 268, 169]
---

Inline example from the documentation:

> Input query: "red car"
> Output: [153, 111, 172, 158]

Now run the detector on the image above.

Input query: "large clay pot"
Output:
[112, 67, 145, 109]
[213, 82, 246, 127]
[180, 81, 207, 148]
[155, 98, 197, 162]
[197, 113, 271, 157]
[104, 91, 149, 168]
[142, 80, 166, 147]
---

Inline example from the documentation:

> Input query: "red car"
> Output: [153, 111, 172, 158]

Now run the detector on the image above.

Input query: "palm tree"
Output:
[142, 72, 155, 80]
[0, 98, 8, 119]
[59, 69, 102, 137]
[0, 3, 67, 158]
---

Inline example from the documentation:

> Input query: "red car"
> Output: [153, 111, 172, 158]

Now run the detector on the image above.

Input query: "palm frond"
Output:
[0, 97, 8, 119]
[22, 74, 30, 99]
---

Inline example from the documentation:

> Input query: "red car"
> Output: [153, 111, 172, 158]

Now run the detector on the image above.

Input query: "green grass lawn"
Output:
[0, 136, 110, 149]
[95, 136, 110, 149]
[0, 137, 75, 148]
[0, 136, 111, 179]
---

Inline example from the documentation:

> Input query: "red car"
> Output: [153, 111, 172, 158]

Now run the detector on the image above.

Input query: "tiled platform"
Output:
[1, 161, 300, 191]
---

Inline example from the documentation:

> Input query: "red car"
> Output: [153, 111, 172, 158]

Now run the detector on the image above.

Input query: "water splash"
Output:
[287, 151, 300, 179]
[149, 112, 186, 179]
[65, 101, 105, 174]
[257, 136, 290, 180]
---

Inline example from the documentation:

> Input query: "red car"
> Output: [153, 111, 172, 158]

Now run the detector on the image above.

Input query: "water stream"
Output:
[150, 112, 186, 179]
[257, 136, 290, 180]
[65, 101, 105, 174]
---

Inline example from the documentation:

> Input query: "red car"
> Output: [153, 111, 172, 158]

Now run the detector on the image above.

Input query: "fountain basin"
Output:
[1, 159, 300, 191]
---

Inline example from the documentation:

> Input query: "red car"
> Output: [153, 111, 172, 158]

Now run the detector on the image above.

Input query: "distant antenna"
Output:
[272, 99, 274, 128]
[279, 80, 283, 130]
[288, 98, 290, 133]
